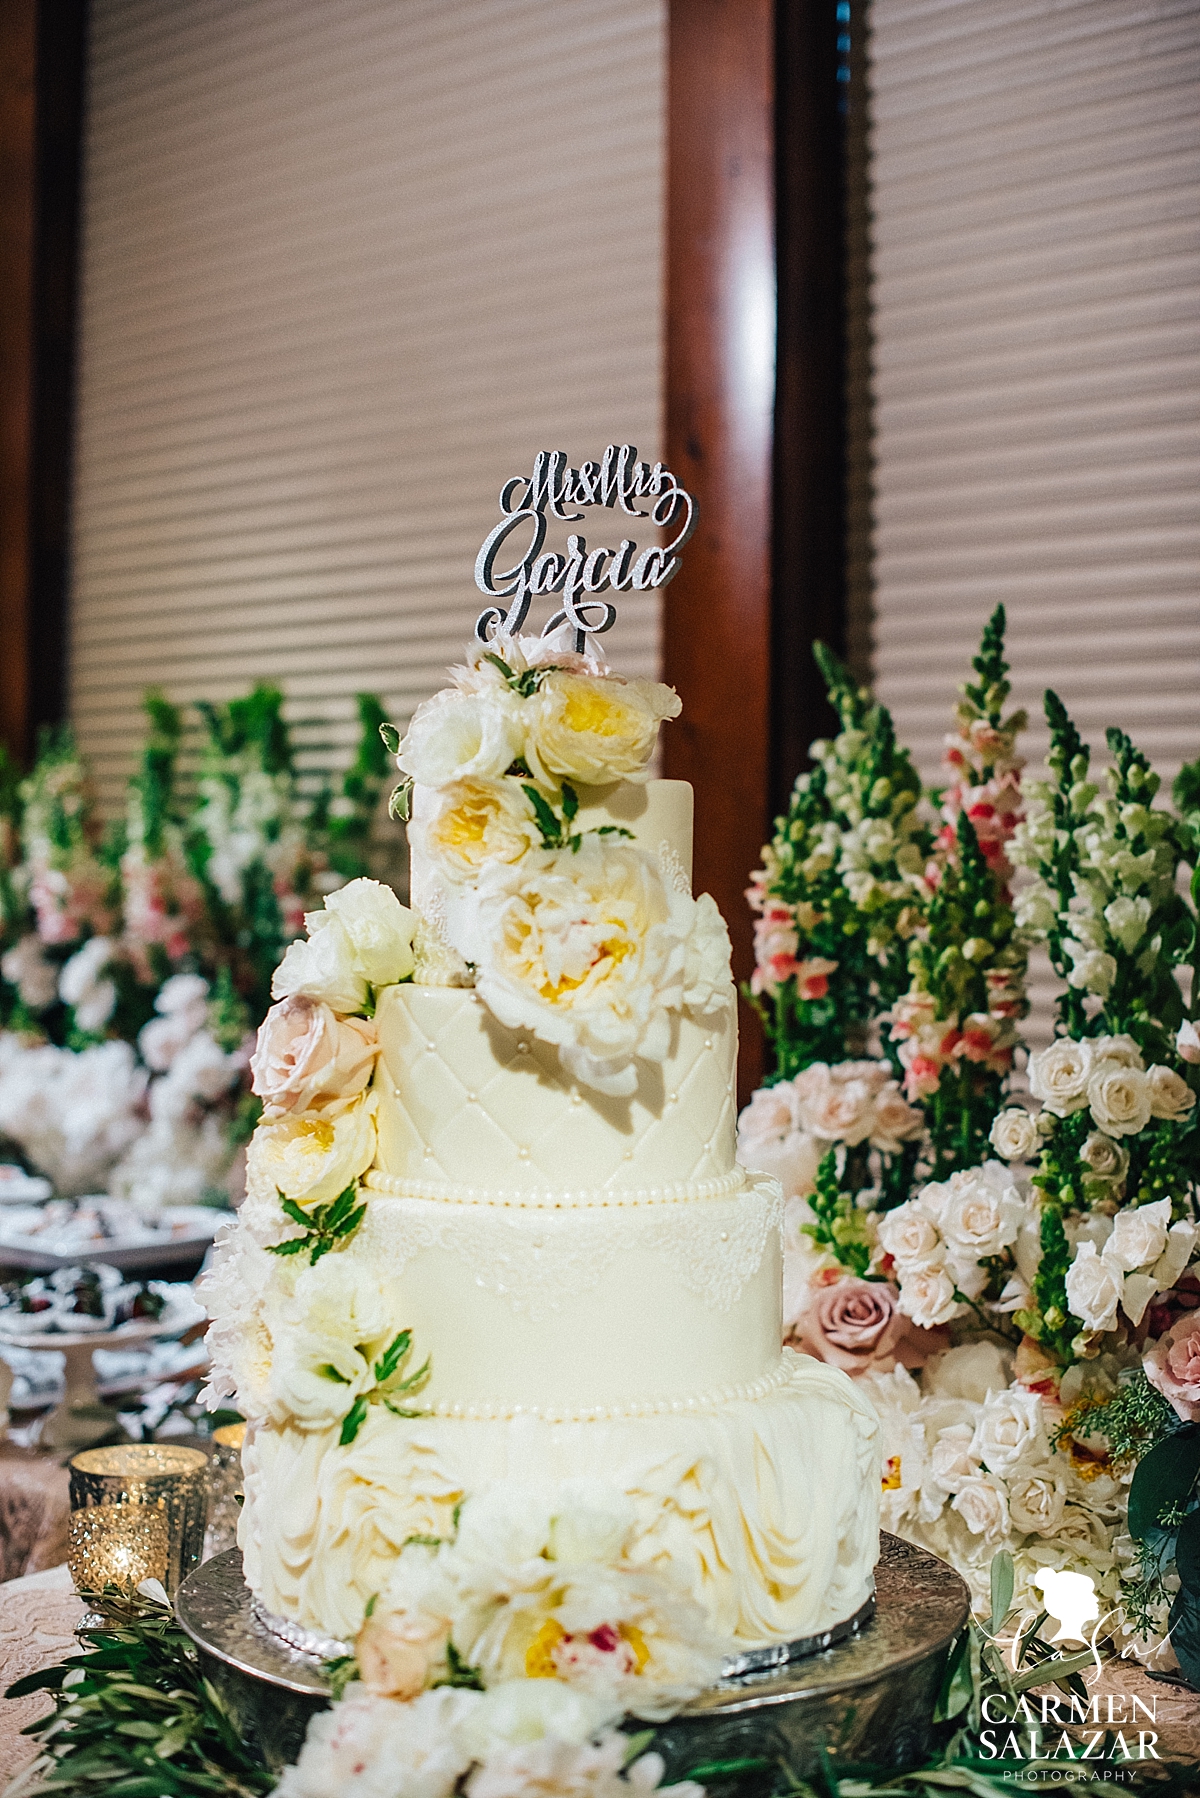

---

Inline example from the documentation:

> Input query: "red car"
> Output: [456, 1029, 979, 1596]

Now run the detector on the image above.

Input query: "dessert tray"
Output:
[0, 1196, 224, 1270]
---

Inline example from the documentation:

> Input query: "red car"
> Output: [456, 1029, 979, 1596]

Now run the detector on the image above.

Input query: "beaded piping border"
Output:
[251, 1597, 352, 1663]
[363, 1166, 748, 1209]
[418, 1355, 795, 1424]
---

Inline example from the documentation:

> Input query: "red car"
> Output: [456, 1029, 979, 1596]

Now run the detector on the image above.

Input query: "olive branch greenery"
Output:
[264, 1183, 366, 1265]
[519, 778, 633, 855]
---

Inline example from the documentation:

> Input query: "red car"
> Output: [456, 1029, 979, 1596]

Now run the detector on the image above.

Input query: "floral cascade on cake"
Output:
[201, 627, 881, 1774]
[737, 604, 1200, 1685]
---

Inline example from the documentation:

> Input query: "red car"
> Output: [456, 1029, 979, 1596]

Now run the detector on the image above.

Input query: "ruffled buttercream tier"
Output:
[238, 1350, 881, 1648]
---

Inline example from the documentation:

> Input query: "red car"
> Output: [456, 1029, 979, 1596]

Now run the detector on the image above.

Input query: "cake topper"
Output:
[474, 444, 697, 652]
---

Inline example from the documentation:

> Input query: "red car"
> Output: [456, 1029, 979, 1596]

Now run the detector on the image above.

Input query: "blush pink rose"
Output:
[1144, 1312, 1200, 1422]
[250, 995, 378, 1116]
[788, 1276, 947, 1377]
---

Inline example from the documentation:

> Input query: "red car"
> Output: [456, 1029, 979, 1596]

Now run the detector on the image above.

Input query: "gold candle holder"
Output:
[67, 1504, 170, 1594]
[69, 1444, 208, 1594]
[204, 1423, 246, 1562]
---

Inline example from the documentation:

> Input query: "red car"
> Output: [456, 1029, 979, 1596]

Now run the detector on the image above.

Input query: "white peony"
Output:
[523, 671, 681, 787]
[59, 935, 117, 1034]
[456, 1681, 621, 1762]
[398, 689, 524, 788]
[1104, 1198, 1172, 1275]
[936, 1163, 1026, 1260]
[275, 1685, 480, 1798]
[451, 841, 729, 1098]
[1028, 1038, 1093, 1116]
[971, 1387, 1047, 1475]
[250, 1092, 376, 1206]
[1146, 1064, 1196, 1121]
[680, 892, 733, 1014]
[988, 1107, 1039, 1164]
[268, 1255, 397, 1431]
[921, 1342, 1014, 1404]
[1087, 1060, 1152, 1137]
[1064, 1241, 1122, 1333]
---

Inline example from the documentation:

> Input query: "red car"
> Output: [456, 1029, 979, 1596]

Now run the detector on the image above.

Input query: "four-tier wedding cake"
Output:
[203, 626, 879, 1714]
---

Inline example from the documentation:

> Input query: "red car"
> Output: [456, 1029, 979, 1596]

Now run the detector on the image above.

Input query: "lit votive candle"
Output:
[69, 1444, 208, 1594]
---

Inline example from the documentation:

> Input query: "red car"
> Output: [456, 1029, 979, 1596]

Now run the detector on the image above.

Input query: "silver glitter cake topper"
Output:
[474, 444, 698, 652]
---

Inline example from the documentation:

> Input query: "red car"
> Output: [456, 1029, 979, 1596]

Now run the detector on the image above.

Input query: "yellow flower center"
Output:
[561, 687, 631, 739]
[525, 1618, 566, 1678]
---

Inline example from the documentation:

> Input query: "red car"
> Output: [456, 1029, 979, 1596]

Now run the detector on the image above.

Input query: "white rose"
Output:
[411, 778, 540, 885]
[737, 1124, 821, 1201]
[1147, 1064, 1197, 1122]
[1104, 1197, 1172, 1274]
[897, 1264, 960, 1329]
[251, 996, 378, 1116]
[938, 1163, 1025, 1259]
[1028, 1038, 1093, 1116]
[250, 1092, 376, 1206]
[868, 1081, 924, 1154]
[1064, 1241, 1122, 1333]
[971, 1387, 1047, 1474]
[989, 1107, 1039, 1163]
[1087, 1060, 1152, 1136]
[1103, 895, 1152, 953]
[324, 880, 416, 988]
[397, 690, 524, 786]
[951, 1475, 1010, 1545]
[1079, 1131, 1129, 1185]
[796, 1065, 876, 1147]
[1008, 1470, 1067, 1537]
[1153, 1219, 1198, 1292]
[273, 916, 367, 1013]
[1177, 1020, 1200, 1065]
[877, 1202, 945, 1273]
[1090, 1034, 1144, 1070]
[928, 1423, 980, 1494]
[523, 671, 681, 787]
[921, 1341, 1014, 1404]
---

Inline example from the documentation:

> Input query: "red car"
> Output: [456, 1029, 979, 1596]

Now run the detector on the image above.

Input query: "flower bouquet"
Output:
[0, 687, 390, 1210]
[738, 607, 1200, 1680]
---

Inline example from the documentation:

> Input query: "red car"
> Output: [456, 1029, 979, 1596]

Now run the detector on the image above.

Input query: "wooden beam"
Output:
[665, 0, 775, 1103]
[0, 0, 37, 763]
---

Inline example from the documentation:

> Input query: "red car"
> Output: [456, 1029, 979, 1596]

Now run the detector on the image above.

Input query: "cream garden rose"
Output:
[451, 840, 729, 1097]
[935, 1163, 1026, 1260]
[524, 672, 681, 787]
[413, 779, 539, 884]
[1147, 1063, 1196, 1121]
[1063, 1241, 1122, 1333]
[250, 1092, 376, 1207]
[251, 996, 378, 1116]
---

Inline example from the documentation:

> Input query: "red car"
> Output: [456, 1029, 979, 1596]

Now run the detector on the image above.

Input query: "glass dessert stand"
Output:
[0, 1302, 203, 1452]
[175, 1536, 971, 1781]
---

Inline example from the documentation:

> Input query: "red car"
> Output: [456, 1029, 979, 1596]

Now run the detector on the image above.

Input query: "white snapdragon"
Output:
[59, 935, 118, 1033]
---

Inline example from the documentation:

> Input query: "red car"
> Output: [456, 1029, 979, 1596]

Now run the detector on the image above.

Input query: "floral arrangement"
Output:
[394, 631, 731, 1096]
[0, 687, 390, 1204]
[737, 607, 1200, 1682]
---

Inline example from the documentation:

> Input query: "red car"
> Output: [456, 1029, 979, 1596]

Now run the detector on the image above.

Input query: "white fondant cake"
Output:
[205, 636, 879, 1699]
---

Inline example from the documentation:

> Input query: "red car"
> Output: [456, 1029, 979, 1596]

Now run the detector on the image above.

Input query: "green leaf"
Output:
[1128, 1425, 1200, 1538]
[1009, 1646, 1097, 1693]
[378, 721, 401, 754]
[989, 1551, 1014, 1636]
[279, 1197, 310, 1229]
[401, 1533, 445, 1550]
[560, 780, 579, 825]
[388, 779, 413, 822]
[933, 1630, 972, 1723]
[373, 1329, 412, 1385]
[317, 1364, 351, 1384]
[265, 1236, 307, 1257]
[332, 1203, 367, 1240]
[433, 1641, 484, 1690]
[521, 782, 563, 848]
[339, 1396, 370, 1446]
[482, 652, 515, 685]
[324, 1184, 359, 1228]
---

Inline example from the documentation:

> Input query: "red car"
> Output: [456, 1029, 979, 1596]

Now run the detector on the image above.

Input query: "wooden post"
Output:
[665, 0, 775, 1103]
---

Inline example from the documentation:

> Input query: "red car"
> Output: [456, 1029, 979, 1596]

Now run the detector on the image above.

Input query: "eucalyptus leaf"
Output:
[989, 1551, 1014, 1636]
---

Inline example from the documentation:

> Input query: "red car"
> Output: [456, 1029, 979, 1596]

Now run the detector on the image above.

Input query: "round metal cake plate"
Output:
[175, 1535, 970, 1779]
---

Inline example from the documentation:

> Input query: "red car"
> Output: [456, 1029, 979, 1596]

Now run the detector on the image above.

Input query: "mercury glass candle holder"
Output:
[204, 1422, 246, 1562]
[67, 1503, 170, 1594]
[69, 1444, 208, 1593]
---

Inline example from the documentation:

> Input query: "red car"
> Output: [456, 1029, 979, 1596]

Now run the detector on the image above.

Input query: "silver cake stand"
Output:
[175, 1536, 970, 1779]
